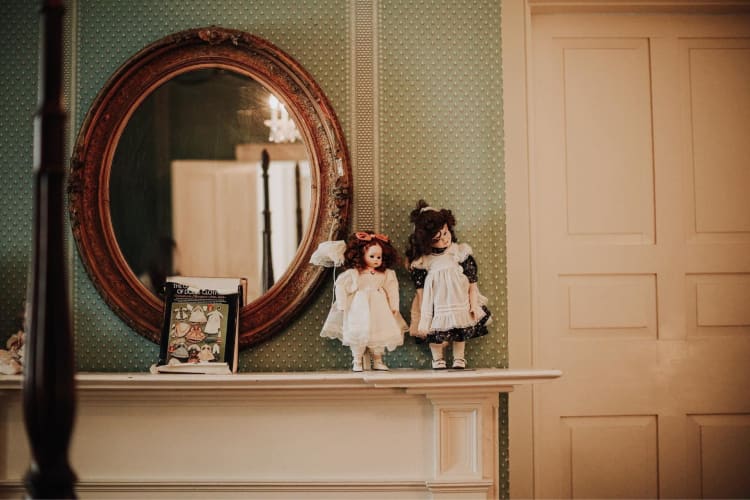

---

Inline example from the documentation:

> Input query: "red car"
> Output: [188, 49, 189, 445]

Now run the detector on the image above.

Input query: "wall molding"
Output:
[350, 0, 379, 231]
[0, 480, 426, 497]
[0, 479, 498, 498]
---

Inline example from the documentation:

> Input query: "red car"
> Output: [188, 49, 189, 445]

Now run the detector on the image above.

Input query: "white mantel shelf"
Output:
[0, 367, 560, 391]
[0, 369, 560, 499]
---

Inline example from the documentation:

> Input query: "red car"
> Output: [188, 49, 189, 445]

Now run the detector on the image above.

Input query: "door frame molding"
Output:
[502, 1, 750, 497]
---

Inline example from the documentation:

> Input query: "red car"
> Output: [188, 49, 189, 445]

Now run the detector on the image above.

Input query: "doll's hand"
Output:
[468, 283, 480, 321]
[469, 305, 480, 321]
[414, 329, 428, 338]
[415, 317, 431, 338]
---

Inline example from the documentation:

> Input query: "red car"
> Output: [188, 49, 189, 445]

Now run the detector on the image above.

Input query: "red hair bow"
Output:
[355, 231, 390, 243]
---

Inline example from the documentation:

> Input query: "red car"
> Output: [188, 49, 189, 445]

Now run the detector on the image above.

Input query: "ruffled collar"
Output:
[411, 242, 473, 270]
[431, 245, 449, 255]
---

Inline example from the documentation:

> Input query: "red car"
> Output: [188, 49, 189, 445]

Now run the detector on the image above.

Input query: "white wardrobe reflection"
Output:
[171, 143, 311, 301]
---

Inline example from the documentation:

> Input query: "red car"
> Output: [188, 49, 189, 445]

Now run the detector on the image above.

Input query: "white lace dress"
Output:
[321, 268, 407, 352]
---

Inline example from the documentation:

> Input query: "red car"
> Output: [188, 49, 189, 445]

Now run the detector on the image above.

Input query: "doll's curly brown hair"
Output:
[405, 199, 458, 262]
[344, 231, 400, 271]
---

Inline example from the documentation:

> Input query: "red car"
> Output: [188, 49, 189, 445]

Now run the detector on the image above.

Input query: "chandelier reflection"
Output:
[264, 95, 301, 143]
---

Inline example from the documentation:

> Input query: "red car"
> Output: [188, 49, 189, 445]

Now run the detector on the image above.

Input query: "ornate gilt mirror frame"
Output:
[69, 27, 351, 348]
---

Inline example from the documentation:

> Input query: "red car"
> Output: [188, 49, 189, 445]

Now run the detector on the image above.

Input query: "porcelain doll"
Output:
[0, 331, 24, 375]
[405, 200, 491, 369]
[319, 231, 407, 371]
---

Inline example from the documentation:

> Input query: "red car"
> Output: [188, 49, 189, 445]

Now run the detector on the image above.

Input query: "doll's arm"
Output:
[468, 282, 480, 318]
[411, 288, 428, 337]
[409, 266, 430, 336]
[460, 255, 481, 317]
[334, 283, 347, 311]
[334, 271, 354, 311]
[383, 270, 400, 313]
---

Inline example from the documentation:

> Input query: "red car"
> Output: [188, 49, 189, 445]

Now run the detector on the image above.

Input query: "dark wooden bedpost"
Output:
[23, 0, 78, 497]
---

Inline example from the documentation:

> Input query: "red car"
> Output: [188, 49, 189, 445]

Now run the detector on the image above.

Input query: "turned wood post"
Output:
[23, 0, 78, 497]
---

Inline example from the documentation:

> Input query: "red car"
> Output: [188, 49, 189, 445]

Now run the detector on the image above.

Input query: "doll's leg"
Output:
[430, 342, 447, 370]
[370, 347, 388, 371]
[451, 341, 466, 369]
[350, 346, 366, 372]
[362, 349, 372, 371]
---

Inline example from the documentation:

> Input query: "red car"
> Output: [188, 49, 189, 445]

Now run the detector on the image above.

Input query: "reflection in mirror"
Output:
[110, 68, 311, 302]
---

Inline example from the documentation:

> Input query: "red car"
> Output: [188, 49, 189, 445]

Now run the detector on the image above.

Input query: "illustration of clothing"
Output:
[173, 321, 190, 338]
[174, 306, 189, 321]
[321, 268, 407, 352]
[409, 242, 491, 344]
[188, 305, 207, 323]
[186, 324, 206, 343]
[171, 345, 189, 360]
[204, 309, 224, 335]
[198, 345, 215, 362]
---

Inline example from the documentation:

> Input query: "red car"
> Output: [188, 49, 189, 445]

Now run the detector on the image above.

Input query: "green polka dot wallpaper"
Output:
[0, 3, 37, 342]
[1, 0, 507, 494]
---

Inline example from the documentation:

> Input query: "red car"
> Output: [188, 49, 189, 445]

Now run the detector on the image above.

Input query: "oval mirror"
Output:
[69, 27, 351, 348]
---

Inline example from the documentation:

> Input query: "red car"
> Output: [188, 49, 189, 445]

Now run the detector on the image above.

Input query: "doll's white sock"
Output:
[452, 341, 465, 361]
[429, 342, 445, 361]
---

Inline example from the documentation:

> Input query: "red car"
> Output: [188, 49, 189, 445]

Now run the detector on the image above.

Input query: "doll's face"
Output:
[431, 224, 452, 249]
[363, 244, 383, 270]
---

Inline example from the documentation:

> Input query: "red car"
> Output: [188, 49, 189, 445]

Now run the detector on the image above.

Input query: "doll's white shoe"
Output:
[372, 359, 389, 371]
[452, 358, 466, 369]
[352, 358, 364, 372]
[431, 359, 447, 370]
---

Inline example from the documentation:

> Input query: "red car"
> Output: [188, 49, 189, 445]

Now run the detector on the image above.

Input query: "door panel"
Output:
[686, 414, 750, 498]
[683, 40, 750, 236]
[561, 415, 658, 499]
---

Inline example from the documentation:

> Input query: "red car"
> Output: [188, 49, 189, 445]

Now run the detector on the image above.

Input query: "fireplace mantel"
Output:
[0, 368, 560, 499]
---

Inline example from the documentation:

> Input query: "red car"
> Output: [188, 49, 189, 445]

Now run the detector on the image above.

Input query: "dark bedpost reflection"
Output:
[261, 148, 274, 291]
[23, 0, 77, 497]
[295, 161, 303, 244]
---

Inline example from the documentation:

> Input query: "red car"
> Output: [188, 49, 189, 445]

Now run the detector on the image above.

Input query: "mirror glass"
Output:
[110, 68, 311, 302]
[69, 27, 351, 348]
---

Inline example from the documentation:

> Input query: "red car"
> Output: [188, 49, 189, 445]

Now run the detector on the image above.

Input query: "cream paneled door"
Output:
[530, 13, 750, 499]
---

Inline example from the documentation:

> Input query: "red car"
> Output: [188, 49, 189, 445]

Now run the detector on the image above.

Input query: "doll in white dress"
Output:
[320, 231, 407, 371]
[406, 200, 491, 369]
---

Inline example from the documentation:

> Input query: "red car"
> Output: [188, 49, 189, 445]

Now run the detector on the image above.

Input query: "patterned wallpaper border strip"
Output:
[351, 0, 379, 231]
